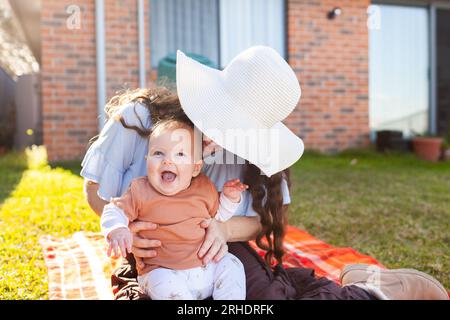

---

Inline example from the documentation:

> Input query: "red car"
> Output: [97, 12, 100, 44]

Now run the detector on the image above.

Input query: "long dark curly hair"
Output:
[95, 87, 182, 136]
[244, 164, 290, 267]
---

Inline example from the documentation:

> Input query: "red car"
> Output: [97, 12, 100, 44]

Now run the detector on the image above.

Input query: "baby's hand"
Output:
[222, 179, 248, 203]
[107, 227, 133, 258]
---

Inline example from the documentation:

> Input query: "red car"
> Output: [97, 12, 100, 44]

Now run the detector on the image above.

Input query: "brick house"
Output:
[7, 0, 450, 161]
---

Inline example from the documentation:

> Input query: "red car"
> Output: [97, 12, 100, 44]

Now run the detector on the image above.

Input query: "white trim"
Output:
[430, 5, 437, 134]
[95, 0, 107, 130]
[138, 0, 146, 88]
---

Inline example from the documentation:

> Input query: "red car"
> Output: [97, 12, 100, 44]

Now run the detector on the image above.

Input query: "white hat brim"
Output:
[176, 50, 304, 177]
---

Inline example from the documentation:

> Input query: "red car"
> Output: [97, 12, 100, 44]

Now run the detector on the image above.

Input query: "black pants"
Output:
[112, 242, 375, 300]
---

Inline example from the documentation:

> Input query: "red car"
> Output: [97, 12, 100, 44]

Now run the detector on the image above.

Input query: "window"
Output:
[150, 0, 219, 68]
[369, 5, 430, 137]
[218, 0, 285, 67]
[150, 0, 285, 69]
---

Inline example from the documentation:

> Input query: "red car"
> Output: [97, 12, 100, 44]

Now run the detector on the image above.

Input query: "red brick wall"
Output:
[41, 0, 369, 160]
[41, 0, 152, 161]
[286, 0, 370, 153]
[41, 0, 98, 161]
[105, 2, 138, 98]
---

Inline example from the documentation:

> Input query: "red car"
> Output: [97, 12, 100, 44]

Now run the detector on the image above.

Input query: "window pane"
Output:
[369, 5, 429, 137]
[149, 0, 285, 70]
[150, 0, 219, 68]
[219, 0, 285, 68]
[150, 0, 285, 67]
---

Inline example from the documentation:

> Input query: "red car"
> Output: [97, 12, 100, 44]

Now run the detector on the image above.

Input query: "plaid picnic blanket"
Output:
[39, 226, 384, 300]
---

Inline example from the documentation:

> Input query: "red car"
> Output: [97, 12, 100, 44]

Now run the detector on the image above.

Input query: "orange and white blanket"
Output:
[39, 226, 384, 300]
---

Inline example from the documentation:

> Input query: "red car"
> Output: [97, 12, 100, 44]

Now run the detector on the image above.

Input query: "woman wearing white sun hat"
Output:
[174, 46, 448, 300]
[82, 46, 447, 300]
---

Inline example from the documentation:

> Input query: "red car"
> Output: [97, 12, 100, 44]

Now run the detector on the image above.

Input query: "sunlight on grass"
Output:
[0, 146, 99, 300]
[25, 145, 49, 170]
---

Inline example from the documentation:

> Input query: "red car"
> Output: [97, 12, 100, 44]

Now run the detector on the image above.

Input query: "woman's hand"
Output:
[129, 221, 161, 269]
[198, 218, 229, 265]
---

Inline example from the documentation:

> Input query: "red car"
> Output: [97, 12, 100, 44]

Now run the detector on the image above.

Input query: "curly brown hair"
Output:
[244, 164, 290, 267]
[106, 87, 184, 136]
[88, 87, 184, 146]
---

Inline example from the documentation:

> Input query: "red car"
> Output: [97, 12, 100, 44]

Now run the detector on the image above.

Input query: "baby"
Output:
[100, 117, 247, 300]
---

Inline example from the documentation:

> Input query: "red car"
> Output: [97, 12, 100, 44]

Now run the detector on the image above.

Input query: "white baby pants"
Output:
[137, 253, 246, 300]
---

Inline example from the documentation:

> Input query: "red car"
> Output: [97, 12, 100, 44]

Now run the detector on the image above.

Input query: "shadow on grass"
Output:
[49, 160, 82, 176]
[0, 152, 27, 206]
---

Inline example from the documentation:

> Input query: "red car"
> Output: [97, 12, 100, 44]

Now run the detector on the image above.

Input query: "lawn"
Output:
[0, 147, 99, 299]
[0, 147, 448, 299]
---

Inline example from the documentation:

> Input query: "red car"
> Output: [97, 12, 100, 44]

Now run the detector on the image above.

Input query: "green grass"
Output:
[0, 147, 99, 299]
[289, 149, 450, 289]
[0, 147, 448, 299]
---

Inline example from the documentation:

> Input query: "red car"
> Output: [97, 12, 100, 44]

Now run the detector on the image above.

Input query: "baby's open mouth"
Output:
[161, 170, 177, 183]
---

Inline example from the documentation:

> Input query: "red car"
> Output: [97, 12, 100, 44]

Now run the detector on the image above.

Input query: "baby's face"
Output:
[147, 127, 202, 196]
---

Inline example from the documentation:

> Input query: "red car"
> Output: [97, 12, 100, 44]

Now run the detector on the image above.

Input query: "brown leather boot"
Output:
[340, 264, 448, 300]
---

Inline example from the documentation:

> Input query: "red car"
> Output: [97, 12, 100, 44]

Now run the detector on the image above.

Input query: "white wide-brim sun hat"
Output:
[176, 46, 304, 177]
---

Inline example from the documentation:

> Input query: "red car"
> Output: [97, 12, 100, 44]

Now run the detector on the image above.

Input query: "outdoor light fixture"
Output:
[327, 7, 342, 19]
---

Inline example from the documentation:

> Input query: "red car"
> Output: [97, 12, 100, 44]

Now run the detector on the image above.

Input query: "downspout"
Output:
[430, 5, 437, 135]
[138, 0, 146, 88]
[95, 0, 106, 130]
